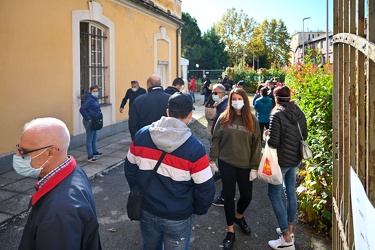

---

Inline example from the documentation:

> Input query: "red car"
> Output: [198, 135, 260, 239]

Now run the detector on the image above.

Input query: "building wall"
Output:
[0, 0, 183, 157]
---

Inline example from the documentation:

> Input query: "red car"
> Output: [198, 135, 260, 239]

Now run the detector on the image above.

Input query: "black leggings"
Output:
[218, 159, 253, 226]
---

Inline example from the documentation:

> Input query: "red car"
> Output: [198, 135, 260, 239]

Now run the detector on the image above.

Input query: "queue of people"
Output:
[12, 73, 307, 250]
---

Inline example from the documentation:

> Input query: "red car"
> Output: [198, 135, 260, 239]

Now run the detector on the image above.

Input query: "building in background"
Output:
[290, 31, 333, 65]
[0, 0, 184, 170]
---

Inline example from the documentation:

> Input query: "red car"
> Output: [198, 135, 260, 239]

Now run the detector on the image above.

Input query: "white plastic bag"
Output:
[258, 140, 283, 185]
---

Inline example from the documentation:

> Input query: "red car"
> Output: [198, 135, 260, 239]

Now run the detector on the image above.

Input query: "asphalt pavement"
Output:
[0, 94, 331, 249]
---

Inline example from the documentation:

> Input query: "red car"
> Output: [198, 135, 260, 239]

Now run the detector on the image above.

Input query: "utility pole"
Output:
[302, 17, 311, 63]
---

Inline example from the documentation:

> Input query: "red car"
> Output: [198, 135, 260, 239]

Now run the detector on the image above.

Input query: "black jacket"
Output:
[128, 86, 170, 139]
[120, 87, 146, 113]
[164, 86, 180, 95]
[268, 102, 308, 167]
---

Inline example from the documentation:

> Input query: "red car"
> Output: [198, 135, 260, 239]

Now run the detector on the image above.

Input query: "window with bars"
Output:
[80, 22, 107, 104]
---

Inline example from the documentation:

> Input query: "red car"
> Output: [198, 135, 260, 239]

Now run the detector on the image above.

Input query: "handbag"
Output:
[126, 151, 166, 221]
[205, 107, 216, 120]
[90, 113, 103, 130]
[297, 122, 312, 160]
[258, 139, 283, 185]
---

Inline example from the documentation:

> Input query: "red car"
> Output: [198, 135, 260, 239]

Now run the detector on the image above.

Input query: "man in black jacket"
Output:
[119, 80, 146, 114]
[129, 74, 171, 140]
[164, 77, 185, 95]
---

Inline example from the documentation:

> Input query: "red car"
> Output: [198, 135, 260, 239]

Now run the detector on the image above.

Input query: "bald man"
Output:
[13, 117, 102, 249]
[128, 74, 171, 140]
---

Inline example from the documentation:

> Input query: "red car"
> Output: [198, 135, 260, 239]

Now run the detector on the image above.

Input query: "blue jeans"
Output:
[268, 166, 298, 233]
[140, 210, 196, 250]
[189, 91, 195, 103]
[83, 119, 98, 158]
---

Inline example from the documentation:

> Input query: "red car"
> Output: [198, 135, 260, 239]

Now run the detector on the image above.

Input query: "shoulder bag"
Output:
[90, 113, 103, 130]
[297, 122, 312, 160]
[126, 151, 167, 221]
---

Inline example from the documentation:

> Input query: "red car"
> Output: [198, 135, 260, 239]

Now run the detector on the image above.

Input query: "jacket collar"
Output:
[31, 157, 76, 206]
[148, 86, 164, 92]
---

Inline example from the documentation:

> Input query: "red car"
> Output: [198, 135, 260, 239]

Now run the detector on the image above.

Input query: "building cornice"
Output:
[112, 0, 184, 27]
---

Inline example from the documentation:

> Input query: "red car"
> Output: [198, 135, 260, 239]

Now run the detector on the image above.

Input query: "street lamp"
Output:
[195, 64, 199, 79]
[302, 17, 311, 63]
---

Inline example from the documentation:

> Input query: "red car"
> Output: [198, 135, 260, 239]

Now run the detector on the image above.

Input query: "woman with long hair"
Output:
[266, 86, 308, 250]
[210, 88, 262, 249]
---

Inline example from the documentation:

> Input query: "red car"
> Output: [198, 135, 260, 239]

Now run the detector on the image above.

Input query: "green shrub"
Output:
[286, 52, 333, 234]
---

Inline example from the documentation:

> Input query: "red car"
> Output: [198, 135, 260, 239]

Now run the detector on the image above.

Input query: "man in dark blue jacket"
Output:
[128, 74, 170, 140]
[125, 92, 215, 249]
[119, 80, 146, 114]
[13, 117, 101, 250]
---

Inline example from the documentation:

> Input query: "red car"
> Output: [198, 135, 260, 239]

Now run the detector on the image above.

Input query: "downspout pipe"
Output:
[176, 25, 183, 77]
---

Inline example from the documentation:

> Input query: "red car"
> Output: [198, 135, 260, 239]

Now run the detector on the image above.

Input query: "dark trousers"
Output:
[259, 122, 269, 141]
[218, 159, 253, 226]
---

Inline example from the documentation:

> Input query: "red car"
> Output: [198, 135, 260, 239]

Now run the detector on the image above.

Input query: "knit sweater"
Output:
[210, 114, 262, 169]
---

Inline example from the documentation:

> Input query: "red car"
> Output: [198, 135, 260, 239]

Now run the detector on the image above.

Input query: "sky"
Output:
[181, 0, 333, 35]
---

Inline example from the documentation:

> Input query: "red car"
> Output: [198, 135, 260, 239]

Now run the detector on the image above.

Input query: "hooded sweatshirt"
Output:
[124, 117, 215, 220]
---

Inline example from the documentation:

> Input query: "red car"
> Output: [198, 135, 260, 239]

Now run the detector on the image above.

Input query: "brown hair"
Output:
[260, 87, 268, 97]
[90, 85, 100, 92]
[220, 88, 256, 133]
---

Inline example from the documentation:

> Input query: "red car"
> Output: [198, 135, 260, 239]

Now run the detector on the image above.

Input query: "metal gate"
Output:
[332, 0, 375, 249]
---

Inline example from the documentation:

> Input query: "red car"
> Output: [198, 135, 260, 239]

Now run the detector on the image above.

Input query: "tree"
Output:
[182, 12, 229, 72]
[199, 29, 229, 70]
[214, 8, 257, 66]
[251, 19, 291, 66]
[181, 12, 202, 58]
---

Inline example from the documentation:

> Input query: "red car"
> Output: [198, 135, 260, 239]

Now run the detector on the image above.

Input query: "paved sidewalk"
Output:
[0, 93, 206, 226]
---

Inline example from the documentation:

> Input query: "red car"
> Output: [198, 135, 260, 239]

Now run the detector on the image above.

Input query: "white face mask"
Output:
[232, 100, 244, 110]
[13, 148, 49, 178]
[131, 88, 138, 92]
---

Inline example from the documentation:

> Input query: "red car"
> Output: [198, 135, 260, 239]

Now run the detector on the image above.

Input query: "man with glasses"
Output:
[13, 117, 102, 249]
[209, 84, 228, 207]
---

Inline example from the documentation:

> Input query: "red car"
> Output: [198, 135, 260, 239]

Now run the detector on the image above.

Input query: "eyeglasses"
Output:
[16, 144, 53, 158]
[212, 92, 223, 95]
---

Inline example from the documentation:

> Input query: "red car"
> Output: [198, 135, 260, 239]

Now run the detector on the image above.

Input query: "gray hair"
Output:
[212, 84, 225, 92]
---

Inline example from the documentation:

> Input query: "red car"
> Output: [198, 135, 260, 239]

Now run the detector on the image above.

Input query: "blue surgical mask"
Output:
[232, 100, 244, 110]
[212, 95, 219, 102]
[92, 92, 99, 98]
[13, 149, 49, 178]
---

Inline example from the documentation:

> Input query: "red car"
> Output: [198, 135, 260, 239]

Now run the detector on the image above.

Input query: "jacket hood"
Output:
[278, 102, 298, 124]
[149, 116, 192, 153]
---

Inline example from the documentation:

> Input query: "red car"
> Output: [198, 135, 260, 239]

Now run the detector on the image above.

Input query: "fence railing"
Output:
[332, 0, 375, 249]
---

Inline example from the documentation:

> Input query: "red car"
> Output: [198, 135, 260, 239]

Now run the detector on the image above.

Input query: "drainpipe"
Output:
[176, 25, 182, 77]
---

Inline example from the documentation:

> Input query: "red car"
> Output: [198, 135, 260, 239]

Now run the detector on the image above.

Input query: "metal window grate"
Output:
[80, 22, 107, 104]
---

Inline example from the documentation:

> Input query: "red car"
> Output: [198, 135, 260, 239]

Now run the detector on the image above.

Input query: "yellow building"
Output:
[0, 0, 183, 170]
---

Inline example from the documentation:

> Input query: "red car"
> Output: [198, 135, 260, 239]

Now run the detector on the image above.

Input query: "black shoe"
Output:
[223, 232, 235, 249]
[93, 151, 102, 156]
[234, 217, 251, 235]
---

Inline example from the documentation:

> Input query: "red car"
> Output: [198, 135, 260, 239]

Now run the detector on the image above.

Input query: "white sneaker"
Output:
[268, 236, 295, 250]
[276, 228, 295, 243]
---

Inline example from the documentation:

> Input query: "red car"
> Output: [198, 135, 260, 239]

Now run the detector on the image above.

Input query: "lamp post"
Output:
[302, 17, 311, 63]
[195, 64, 199, 79]
[325, 0, 329, 63]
